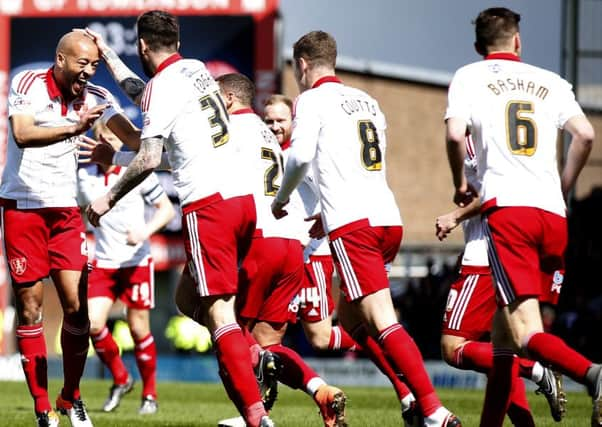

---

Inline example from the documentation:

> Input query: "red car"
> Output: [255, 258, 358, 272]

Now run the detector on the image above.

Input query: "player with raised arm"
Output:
[78, 121, 175, 415]
[264, 94, 421, 426]
[444, 8, 599, 427]
[84, 11, 273, 427]
[437, 135, 566, 425]
[0, 30, 142, 427]
[271, 31, 461, 427]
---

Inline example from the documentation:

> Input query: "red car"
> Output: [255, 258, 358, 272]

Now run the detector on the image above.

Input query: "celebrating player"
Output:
[272, 30, 461, 427]
[78, 121, 174, 415]
[0, 30, 142, 427]
[84, 11, 273, 427]
[444, 7, 599, 427]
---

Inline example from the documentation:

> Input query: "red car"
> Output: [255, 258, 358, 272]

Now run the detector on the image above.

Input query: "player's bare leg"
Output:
[353, 289, 460, 426]
[53, 267, 93, 427]
[301, 316, 359, 353]
[128, 308, 157, 414]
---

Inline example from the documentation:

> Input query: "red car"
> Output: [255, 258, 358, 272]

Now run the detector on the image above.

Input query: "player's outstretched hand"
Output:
[435, 212, 459, 241]
[86, 193, 114, 227]
[77, 135, 116, 166]
[126, 228, 147, 246]
[271, 198, 289, 219]
[73, 27, 111, 56]
[305, 213, 325, 239]
[75, 104, 108, 134]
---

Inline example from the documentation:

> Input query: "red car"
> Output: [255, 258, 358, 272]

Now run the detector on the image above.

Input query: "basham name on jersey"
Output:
[487, 78, 549, 100]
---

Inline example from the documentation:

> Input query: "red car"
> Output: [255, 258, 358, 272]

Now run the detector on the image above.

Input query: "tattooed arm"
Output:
[86, 136, 164, 226]
[83, 27, 146, 105]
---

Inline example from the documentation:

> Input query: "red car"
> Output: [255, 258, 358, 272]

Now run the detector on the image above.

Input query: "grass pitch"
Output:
[0, 379, 594, 426]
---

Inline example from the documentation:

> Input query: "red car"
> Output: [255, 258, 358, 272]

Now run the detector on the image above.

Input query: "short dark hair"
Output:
[137, 10, 179, 52]
[216, 73, 255, 107]
[474, 8, 520, 54]
[264, 94, 292, 112]
[293, 30, 337, 69]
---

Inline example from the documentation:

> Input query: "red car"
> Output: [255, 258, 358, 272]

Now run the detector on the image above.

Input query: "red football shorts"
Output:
[0, 199, 87, 284]
[329, 220, 403, 302]
[441, 266, 496, 340]
[237, 237, 305, 324]
[298, 255, 335, 323]
[484, 207, 566, 307]
[88, 258, 155, 309]
[181, 193, 256, 297]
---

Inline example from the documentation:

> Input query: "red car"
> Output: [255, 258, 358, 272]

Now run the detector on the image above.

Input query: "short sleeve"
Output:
[290, 93, 320, 163]
[555, 78, 585, 128]
[140, 78, 177, 139]
[445, 69, 472, 125]
[8, 71, 39, 117]
[98, 88, 124, 125]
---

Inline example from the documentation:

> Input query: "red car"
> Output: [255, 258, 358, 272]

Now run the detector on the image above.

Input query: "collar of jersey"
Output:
[312, 75, 342, 89]
[231, 107, 255, 115]
[155, 53, 183, 74]
[281, 139, 291, 151]
[485, 52, 521, 62]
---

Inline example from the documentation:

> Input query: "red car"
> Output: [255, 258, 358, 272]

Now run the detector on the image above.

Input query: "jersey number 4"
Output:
[358, 120, 382, 171]
[199, 92, 229, 147]
[505, 100, 537, 156]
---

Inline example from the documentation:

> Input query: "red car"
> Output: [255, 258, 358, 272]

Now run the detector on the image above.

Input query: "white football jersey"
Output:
[446, 54, 585, 217]
[230, 111, 305, 240]
[78, 165, 165, 268]
[290, 77, 402, 234]
[281, 146, 330, 259]
[140, 55, 249, 207]
[2, 68, 122, 208]
[460, 136, 488, 267]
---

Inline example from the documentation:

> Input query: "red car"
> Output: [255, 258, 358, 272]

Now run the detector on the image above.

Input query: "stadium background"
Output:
[0, 0, 600, 384]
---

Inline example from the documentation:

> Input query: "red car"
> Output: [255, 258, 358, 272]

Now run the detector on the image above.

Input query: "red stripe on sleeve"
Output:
[23, 73, 45, 95]
[17, 72, 34, 94]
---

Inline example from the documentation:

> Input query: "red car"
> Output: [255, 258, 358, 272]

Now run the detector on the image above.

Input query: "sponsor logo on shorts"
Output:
[551, 270, 564, 293]
[9, 257, 27, 276]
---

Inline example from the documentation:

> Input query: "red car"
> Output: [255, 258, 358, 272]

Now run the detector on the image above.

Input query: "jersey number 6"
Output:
[505, 100, 537, 156]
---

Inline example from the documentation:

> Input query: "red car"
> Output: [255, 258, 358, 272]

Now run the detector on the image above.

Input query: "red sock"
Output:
[378, 324, 440, 416]
[507, 362, 535, 427]
[60, 319, 89, 401]
[213, 324, 265, 425]
[265, 343, 319, 390]
[134, 334, 157, 399]
[518, 358, 535, 379]
[241, 326, 262, 368]
[329, 326, 361, 352]
[351, 325, 412, 401]
[17, 325, 51, 413]
[452, 341, 493, 374]
[91, 326, 129, 385]
[479, 348, 515, 427]
[525, 332, 591, 381]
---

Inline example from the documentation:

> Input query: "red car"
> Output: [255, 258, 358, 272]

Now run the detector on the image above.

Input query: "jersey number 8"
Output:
[358, 120, 382, 171]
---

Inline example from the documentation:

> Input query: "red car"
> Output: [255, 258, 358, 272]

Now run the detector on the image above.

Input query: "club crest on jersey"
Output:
[9, 257, 27, 276]
[13, 96, 30, 109]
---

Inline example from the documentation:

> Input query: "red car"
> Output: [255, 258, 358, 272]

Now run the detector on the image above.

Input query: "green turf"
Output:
[0, 379, 594, 426]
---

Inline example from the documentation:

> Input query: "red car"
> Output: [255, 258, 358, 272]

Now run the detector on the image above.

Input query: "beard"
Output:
[138, 43, 154, 78]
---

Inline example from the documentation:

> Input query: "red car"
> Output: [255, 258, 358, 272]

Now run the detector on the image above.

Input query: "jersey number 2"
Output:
[505, 100, 537, 156]
[261, 147, 280, 196]
[358, 120, 382, 171]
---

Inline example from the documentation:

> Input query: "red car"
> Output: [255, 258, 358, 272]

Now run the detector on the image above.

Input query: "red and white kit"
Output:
[280, 77, 403, 301]
[1, 67, 122, 283]
[140, 54, 255, 297]
[231, 110, 306, 324]
[446, 53, 583, 305]
[78, 165, 165, 308]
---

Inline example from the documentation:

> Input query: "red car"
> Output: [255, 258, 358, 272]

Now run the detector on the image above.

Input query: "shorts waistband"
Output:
[182, 193, 223, 215]
[328, 218, 370, 241]
[460, 265, 490, 275]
